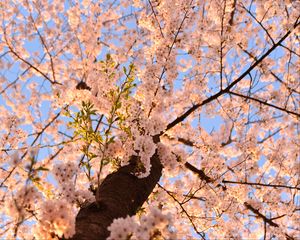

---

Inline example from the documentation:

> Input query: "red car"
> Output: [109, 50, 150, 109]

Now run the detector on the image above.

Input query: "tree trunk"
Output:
[71, 149, 162, 240]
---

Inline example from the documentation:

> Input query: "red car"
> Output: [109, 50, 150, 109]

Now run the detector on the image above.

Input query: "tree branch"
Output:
[223, 180, 300, 190]
[244, 202, 279, 227]
[185, 162, 213, 183]
[228, 91, 300, 117]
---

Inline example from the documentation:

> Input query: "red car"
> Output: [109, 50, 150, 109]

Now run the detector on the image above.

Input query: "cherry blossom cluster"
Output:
[33, 199, 76, 239]
[58, 182, 95, 205]
[141, 116, 166, 136]
[52, 162, 78, 185]
[104, 114, 172, 178]
[107, 216, 137, 240]
[133, 134, 157, 178]
[118, 109, 167, 177]
[157, 143, 178, 170]
[9, 151, 20, 166]
[53, 87, 92, 110]
[52, 162, 95, 204]
[5, 185, 41, 219]
[107, 206, 176, 240]
[105, 138, 125, 159]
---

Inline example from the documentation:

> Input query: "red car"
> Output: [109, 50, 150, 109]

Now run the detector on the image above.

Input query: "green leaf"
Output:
[116, 101, 122, 109]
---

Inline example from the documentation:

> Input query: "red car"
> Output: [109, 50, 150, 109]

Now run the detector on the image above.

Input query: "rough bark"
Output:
[71, 146, 163, 240]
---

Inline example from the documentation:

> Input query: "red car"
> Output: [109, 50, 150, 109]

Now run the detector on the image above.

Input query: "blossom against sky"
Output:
[0, 0, 299, 239]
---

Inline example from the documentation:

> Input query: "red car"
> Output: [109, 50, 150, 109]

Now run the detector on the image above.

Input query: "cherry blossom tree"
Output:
[0, 0, 299, 239]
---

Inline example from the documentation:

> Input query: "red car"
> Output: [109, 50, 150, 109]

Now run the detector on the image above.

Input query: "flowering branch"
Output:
[164, 17, 300, 133]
